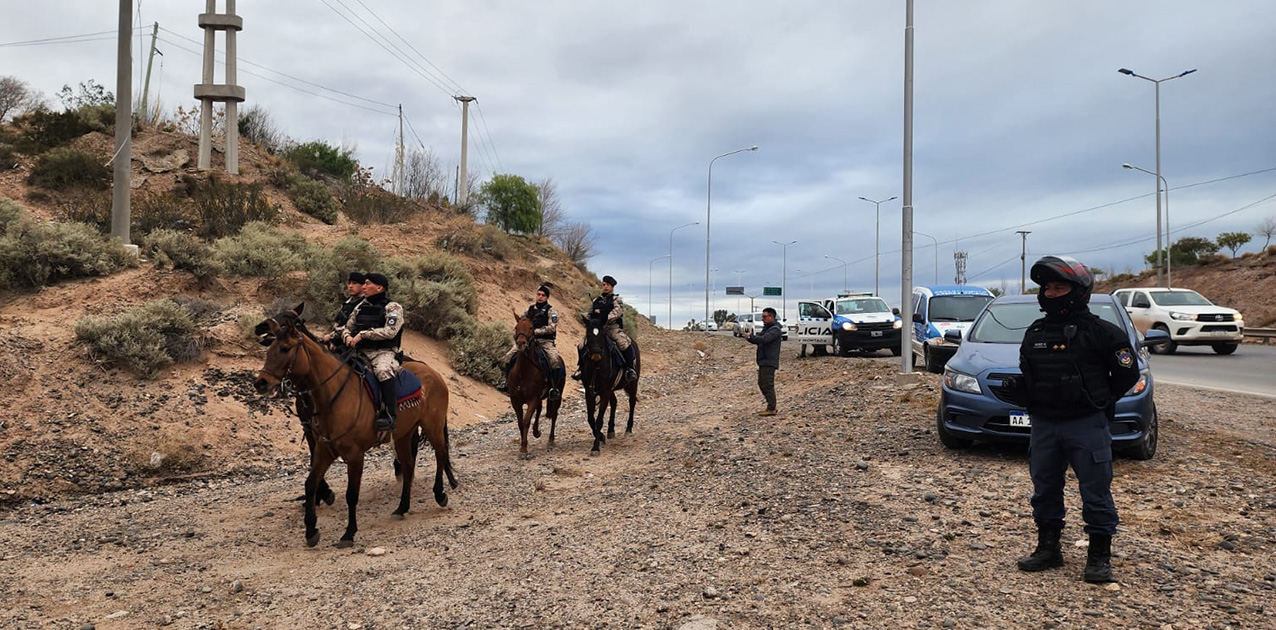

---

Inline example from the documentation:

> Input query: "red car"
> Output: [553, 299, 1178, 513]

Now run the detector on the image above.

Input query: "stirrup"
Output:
[495, 381, 508, 392]
[548, 388, 561, 401]
[570, 370, 582, 381]
[624, 368, 637, 382]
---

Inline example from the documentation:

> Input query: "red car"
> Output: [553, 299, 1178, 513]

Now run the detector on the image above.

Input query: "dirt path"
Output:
[2, 333, 1274, 629]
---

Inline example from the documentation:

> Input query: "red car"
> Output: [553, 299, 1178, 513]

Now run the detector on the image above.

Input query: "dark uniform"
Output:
[343, 273, 405, 434]
[574, 275, 636, 382]
[1013, 255, 1140, 584]
[497, 285, 565, 400]
[745, 310, 783, 415]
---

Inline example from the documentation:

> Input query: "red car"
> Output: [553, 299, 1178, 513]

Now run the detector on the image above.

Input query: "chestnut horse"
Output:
[508, 310, 562, 458]
[253, 304, 456, 548]
[579, 317, 640, 454]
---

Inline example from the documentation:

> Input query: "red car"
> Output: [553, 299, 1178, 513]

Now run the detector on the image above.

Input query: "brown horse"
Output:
[253, 304, 456, 548]
[508, 310, 562, 458]
[579, 317, 640, 454]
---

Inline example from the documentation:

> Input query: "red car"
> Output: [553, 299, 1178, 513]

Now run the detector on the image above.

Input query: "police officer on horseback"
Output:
[324, 271, 365, 348]
[573, 275, 636, 382]
[496, 284, 566, 401]
[1010, 255, 1140, 584]
[343, 272, 405, 435]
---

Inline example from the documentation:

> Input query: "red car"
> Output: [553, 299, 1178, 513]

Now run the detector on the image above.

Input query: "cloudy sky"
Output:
[4, 1, 1274, 326]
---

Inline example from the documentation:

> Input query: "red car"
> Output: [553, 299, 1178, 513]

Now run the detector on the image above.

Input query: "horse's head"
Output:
[513, 314, 534, 352]
[253, 303, 310, 396]
[583, 319, 607, 364]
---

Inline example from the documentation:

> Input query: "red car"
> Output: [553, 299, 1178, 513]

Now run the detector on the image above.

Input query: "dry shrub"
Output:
[389, 251, 479, 339]
[74, 299, 202, 375]
[286, 172, 338, 224]
[26, 147, 110, 191]
[434, 224, 516, 260]
[212, 221, 308, 280]
[128, 431, 203, 474]
[299, 237, 382, 322]
[447, 320, 508, 385]
[58, 190, 196, 237]
[193, 177, 279, 239]
[692, 341, 708, 352]
[0, 198, 136, 290]
[143, 229, 222, 283]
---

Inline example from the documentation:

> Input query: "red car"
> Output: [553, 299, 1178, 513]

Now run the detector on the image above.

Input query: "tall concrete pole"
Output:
[224, 0, 239, 174]
[1016, 230, 1031, 294]
[899, 0, 916, 375]
[455, 96, 475, 206]
[111, 0, 133, 244]
[197, 0, 215, 170]
[139, 22, 159, 126]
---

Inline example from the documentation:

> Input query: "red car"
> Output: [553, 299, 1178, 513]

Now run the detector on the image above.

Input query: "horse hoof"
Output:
[607, 431, 616, 439]
[519, 452, 534, 461]
[322, 490, 336, 506]
[435, 493, 449, 508]
[391, 512, 406, 521]
[533, 428, 542, 438]
[305, 532, 320, 548]
[334, 539, 354, 549]
[590, 449, 600, 457]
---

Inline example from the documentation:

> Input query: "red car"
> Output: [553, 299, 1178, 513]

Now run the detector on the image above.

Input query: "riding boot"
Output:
[623, 346, 637, 383]
[376, 378, 397, 433]
[495, 356, 516, 392]
[571, 347, 584, 380]
[1016, 526, 1064, 572]
[549, 365, 565, 401]
[1083, 533, 1114, 583]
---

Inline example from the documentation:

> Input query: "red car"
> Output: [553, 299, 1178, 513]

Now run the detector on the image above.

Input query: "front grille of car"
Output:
[1200, 325, 1239, 333]
[855, 321, 896, 332]
[987, 372, 1020, 404]
[1199, 313, 1235, 322]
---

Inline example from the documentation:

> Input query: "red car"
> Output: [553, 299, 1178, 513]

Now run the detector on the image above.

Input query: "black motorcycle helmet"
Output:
[1030, 255, 1094, 315]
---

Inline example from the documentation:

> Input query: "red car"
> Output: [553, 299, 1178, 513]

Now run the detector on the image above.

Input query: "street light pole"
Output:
[1123, 163, 1174, 287]
[669, 221, 698, 331]
[649, 254, 669, 325]
[913, 230, 939, 284]
[1016, 230, 1031, 294]
[706, 145, 758, 326]
[1118, 67, 1196, 288]
[824, 254, 848, 292]
[772, 240, 797, 321]
[858, 196, 897, 295]
[733, 269, 745, 314]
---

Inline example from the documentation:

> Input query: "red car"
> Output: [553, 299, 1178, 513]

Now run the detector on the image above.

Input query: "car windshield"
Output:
[835, 298, 889, 315]
[967, 302, 1124, 343]
[928, 295, 994, 321]
[1150, 290, 1212, 306]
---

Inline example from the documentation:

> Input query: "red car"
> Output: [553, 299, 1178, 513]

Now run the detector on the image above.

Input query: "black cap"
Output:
[347, 271, 366, 284]
[537, 284, 551, 297]
[365, 273, 389, 289]
[602, 275, 617, 287]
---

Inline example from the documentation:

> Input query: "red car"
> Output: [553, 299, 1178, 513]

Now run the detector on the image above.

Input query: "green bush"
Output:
[375, 251, 478, 340]
[26, 147, 110, 191]
[447, 320, 509, 385]
[434, 224, 516, 260]
[193, 177, 279, 239]
[0, 199, 136, 290]
[142, 229, 222, 283]
[212, 221, 308, 279]
[286, 173, 338, 224]
[13, 108, 93, 152]
[284, 141, 357, 181]
[74, 299, 201, 375]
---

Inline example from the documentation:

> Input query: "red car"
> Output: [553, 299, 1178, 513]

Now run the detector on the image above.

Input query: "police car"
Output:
[910, 285, 995, 373]
[794, 293, 903, 357]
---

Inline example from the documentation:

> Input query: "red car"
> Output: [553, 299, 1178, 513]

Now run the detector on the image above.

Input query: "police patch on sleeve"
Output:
[387, 315, 398, 327]
[1115, 348, 1133, 368]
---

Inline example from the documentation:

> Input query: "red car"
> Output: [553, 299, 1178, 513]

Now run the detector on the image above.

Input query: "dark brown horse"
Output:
[579, 318, 640, 454]
[507, 310, 562, 458]
[253, 304, 456, 548]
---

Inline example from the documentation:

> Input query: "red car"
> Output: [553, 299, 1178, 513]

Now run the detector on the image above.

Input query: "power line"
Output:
[351, 0, 467, 95]
[474, 101, 504, 172]
[317, 0, 457, 98]
[0, 32, 116, 48]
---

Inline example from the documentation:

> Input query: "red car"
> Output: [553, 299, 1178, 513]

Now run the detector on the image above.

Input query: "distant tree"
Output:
[57, 80, 113, 110]
[1256, 216, 1276, 250]
[555, 221, 596, 265]
[402, 148, 447, 201]
[479, 174, 541, 234]
[535, 177, 565, 239]
[0, 76, 44, 122]
[1145, 236, 1219, 267]
[713, 309, 729, 327]
[987, 286, 1004, 297]
[1216, 232, 1251, 258]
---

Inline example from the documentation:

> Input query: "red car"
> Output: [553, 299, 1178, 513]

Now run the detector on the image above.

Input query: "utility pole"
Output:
[111, 0, 133, 245]
[139, 22, 159, 126]
[1016, 230, 1031, 294]
[454, 95, 475, 207]
[392, 104, 405, 196]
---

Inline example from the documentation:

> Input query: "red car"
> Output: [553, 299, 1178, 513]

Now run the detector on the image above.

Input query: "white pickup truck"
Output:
[1112, 287, 1244, 354]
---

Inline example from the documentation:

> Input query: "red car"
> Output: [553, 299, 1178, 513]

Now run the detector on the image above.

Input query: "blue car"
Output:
[937, 294, 1168, 460]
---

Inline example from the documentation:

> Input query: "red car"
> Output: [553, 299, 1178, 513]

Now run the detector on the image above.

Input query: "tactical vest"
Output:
[334, 296, 362, 326]
[1021, 317, 1114, 419]
[528, 303, 555, 340]
[592, 294, 622, 329]
[351, 294, 403, 350]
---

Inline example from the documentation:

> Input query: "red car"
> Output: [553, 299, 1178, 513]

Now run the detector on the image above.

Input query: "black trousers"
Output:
[757, 366, 777, 410]
[1029, 409, 1118, 535]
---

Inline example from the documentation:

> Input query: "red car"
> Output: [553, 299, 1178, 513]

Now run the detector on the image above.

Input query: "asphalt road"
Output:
[1146, 343, 1276, 398]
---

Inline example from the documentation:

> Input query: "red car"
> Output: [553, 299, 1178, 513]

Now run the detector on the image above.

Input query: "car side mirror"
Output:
[912, 313, 924, 323]
[943, 330, 963, 345]
[1140, 328, 1171, 347]
[892, 308, 901, 316]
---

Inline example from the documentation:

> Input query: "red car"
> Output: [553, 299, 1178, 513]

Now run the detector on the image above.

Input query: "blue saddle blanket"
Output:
[361, 369, 423, 407]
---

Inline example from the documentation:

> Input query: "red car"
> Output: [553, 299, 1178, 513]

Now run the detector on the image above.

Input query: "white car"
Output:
[1112, 287, 1244, 355]
[735, 312, 788, 341]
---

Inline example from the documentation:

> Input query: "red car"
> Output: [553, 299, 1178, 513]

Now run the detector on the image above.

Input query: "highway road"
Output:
[1146, 343, 1276, 399]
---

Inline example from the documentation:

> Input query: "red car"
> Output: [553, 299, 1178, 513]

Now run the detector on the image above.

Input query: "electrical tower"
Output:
[954, 250, 968, 285]
[195, 0, 245, 174]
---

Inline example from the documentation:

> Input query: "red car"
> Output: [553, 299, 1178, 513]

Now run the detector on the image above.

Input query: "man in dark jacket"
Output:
[743, 307, 783, 416]
[1011, 255, 1141, 584]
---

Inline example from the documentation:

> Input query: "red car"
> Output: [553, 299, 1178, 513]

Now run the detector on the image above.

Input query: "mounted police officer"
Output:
[496, 284, 565, 401]
[1010, 255, 1140, 584]
[572, 275, 636, 382]
[342, 272, 405, 436]
[323, 271, 365, 348]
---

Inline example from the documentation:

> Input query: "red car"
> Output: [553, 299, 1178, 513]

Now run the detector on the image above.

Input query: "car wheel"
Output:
[890, 345, 902, 357]
[1211, 342, 1238, 355]
[1149, 324, 1177, 354]
[936, 405, 972, 450]
[924, 346, 944, 374]
[1121, 405, 1158, 460]
[833, 336, 848, 357]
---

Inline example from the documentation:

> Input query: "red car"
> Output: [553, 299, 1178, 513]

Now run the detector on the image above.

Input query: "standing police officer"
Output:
[1012, 255, 1140, 583]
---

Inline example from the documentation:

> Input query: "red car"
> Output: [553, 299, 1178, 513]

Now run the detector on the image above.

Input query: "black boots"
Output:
[376, 378, 397, 433]
[623, 347, 637, 383]
[495, 356, 516, 392]
[1084, 533, 1114, 583]
[1017, 526, 1064, 572]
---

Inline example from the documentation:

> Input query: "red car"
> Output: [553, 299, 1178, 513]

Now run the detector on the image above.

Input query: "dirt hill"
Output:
[1096, 253, 1276, 328]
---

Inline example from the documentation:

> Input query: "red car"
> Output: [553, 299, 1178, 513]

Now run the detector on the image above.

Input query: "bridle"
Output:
[260, 316, 365, 447]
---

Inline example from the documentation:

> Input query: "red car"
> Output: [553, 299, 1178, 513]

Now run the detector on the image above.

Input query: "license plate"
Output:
[871, 331, 883, 337]
[1009, 412, 1031, 427]
[1209, 330, 1230, 336]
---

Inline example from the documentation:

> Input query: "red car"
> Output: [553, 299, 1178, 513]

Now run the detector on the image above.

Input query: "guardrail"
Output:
[1245, 327, 1276, 344]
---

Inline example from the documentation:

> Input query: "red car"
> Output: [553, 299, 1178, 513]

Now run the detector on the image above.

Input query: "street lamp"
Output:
[1118, 66, 1196, 288]
[706, 145, 759, 325]
[913, 230, 939, 284]
[669, 221, 699, 331]
[1123, 163, 1174, 287]
[824, 254, 848, 292]
[772, 239, 797, 321]
[710, 268, 718, 326]
[733, 269, 746, 314]
[649, 254, 669, 325]
[858, 195, 897, 295]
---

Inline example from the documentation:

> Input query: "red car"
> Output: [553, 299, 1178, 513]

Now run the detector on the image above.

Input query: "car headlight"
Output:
[943, 367, 981, 395]
[1123, 371, 1150, 397]
[841, 322, 856, 331]
[892, 319, 903, 329]
[1168, 311, 1196, 321]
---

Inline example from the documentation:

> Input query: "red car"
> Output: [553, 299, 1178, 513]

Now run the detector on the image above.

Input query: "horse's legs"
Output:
[304, 448, 337, 547]
[421, 419, 453, 506]
[392, 433, 416, 518]
[336, 454, 364, 548]
[299, 407, 334, 505]
[547, 395, 560, 448]
[606, 391, 619, 439]
[513, 401, 532, 458]
[625, 383, 638, 434]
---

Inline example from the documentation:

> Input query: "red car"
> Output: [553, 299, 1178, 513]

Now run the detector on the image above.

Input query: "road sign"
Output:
[725, 286, 745, 295]
[763, 286, 782, 296]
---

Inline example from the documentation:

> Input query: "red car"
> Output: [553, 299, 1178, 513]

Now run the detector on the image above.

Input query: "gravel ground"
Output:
[2, 332, 1273, 629]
